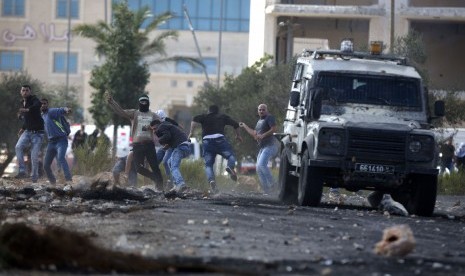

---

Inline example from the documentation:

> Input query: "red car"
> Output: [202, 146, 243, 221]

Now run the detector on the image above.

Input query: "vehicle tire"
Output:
[298, 149, 324, 206]
[278, 149, 298, 204]
[406, 174, 437, 217]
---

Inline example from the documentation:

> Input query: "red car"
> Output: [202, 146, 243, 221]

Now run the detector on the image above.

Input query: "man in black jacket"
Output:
[150, 119, 191, 195]
[188, 105, 242, 194]
[15, 84, 45, 183]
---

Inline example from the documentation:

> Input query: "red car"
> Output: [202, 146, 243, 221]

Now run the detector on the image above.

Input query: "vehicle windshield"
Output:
[316, 72, 422, 112]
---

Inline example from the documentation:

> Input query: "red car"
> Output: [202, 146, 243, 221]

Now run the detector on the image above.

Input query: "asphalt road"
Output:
[1, 180, 465, 275]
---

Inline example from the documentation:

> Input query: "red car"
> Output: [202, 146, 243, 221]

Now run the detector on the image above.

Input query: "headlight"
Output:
[318, 128, 345, 155]
[329, 133, 342, 147]
[407, 135, 435, 162]
[408, 140, 421, 153]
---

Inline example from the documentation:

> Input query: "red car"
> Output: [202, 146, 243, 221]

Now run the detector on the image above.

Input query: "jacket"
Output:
[42, 108, 69, 140]
[155, 122, 188, 148]
[21, 95, 44, 131]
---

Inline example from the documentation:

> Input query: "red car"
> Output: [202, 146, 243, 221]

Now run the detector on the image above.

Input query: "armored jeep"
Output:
[277, 41, 444, 216]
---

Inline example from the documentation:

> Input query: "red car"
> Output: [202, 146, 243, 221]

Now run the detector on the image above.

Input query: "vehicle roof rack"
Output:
[311, 50, 407, 65]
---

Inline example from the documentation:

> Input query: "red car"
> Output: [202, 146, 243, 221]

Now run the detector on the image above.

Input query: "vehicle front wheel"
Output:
[298, 149, 324, 206]
[406, 174, 438, 217]
[278, 149, 298, 204]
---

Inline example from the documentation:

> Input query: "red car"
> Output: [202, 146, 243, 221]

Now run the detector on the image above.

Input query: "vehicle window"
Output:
[317, 73, 422, 109]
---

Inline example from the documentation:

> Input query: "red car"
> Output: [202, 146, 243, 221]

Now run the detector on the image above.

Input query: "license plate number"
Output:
[355, 163, 394, 174]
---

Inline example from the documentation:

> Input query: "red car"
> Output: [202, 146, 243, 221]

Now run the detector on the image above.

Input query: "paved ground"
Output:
[1, 176, 464, 275]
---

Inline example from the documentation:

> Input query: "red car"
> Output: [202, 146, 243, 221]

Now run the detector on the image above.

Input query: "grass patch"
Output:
[72, 142, 112, 177]
[438, 171, 465, 195]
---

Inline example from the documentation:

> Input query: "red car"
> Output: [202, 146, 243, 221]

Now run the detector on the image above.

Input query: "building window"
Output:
[56, 0, 79, 19]
[115, 0, 250, 32]
[187, 80, 193, 87]
[0, 50, 23, 71]
[53, 52, 78, 74]
[176, 58, 217, 75]
[171, 80, 177, 87]
[2, 0, 25, 16]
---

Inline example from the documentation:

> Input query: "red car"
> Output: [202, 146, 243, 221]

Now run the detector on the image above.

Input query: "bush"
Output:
[73, 142, 112, 177]
[438, 171, 465, 195]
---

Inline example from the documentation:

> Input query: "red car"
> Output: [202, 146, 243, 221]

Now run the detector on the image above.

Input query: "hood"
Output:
[320, 105, 424, 130]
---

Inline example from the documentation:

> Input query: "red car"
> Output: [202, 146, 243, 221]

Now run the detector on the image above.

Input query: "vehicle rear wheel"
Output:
[298, 149, 323, 206]
[278, 149, 298, 204]
[406, 174, 437, 217]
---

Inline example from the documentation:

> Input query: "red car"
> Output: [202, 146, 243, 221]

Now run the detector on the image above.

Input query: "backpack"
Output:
[53, 116, 71, 136]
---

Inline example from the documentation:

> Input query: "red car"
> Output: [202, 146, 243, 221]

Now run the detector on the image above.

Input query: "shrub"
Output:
[73, 142, 112, 176]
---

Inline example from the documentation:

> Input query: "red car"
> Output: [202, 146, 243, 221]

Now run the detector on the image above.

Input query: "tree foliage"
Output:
[393, 31, 465, 128]
[74, 1, 203, 156]
[192, 55, 292, 161]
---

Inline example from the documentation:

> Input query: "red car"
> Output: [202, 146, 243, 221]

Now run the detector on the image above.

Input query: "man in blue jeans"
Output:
[151, 119, 191, 196]
[240, 104, 279, 194]
[155, 109, 181, 187]
[15, 84, 45, 183]
[40, 98, 73, 185]
[188, 105, 243, 194]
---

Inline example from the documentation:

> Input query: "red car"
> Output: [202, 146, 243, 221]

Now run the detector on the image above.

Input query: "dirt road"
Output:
[1, 177, 465, 275]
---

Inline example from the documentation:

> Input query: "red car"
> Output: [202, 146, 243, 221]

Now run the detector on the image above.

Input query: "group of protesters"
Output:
[15, 85, 280, 196]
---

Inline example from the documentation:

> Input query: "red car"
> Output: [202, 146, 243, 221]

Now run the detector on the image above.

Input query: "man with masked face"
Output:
[105, 92, 163, 191]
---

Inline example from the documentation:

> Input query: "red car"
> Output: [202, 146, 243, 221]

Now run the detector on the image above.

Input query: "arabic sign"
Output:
[2, 23, 71, 45]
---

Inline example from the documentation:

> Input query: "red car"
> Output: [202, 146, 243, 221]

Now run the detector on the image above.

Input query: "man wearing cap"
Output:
[105, 92, 164, 190]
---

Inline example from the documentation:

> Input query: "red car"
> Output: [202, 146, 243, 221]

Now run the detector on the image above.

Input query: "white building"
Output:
[0, 0, 250, 129]
[249, 0, 465, 90]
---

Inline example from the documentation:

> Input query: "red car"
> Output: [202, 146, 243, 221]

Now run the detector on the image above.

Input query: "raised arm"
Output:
[104, 91, 131, 120]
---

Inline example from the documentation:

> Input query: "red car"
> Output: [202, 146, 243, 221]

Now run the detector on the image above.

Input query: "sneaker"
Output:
[209, 180, 219, 194]
[14, 172, 28, 179]
[164, 184, 187, 198]
[225, 167, 238, 182]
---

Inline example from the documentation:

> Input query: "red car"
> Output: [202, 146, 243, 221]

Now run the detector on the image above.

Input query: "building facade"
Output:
[0, 0, 250, 128]
[249, 0, 465, 90]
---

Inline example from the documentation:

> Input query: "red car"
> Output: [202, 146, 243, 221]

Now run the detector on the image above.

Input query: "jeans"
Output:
[43, 136, 72, 184]
[15, 130, 44, 182]
[157, 147, 173, 179]
[256, 142, 279, 193]
[112, 156, 137, 186]
[169, 143, 191, 187]
[202, 137, 236, 182]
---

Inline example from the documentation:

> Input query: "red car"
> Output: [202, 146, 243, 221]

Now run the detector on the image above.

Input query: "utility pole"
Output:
[65, 0, 72, 104]
[217, 0, 224, 88]
[183, 5, 210, 83]
[390, 0, 395, 52]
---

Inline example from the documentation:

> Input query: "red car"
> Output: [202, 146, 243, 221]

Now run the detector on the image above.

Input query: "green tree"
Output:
[74, 1, 202, 155]
[192, 55, 292, 161]
[392, 30, 429, 84]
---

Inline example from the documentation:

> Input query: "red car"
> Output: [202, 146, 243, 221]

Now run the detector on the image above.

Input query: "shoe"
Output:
[209, 180, 219, 194]
[226, 167, 238, 182]
[14, 172, 28, 179]
[164, 184, 187, 199]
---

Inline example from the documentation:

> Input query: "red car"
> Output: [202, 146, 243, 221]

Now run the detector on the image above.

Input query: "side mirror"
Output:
[289, 91, 300, 107]
[434, 100, 445, 117]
